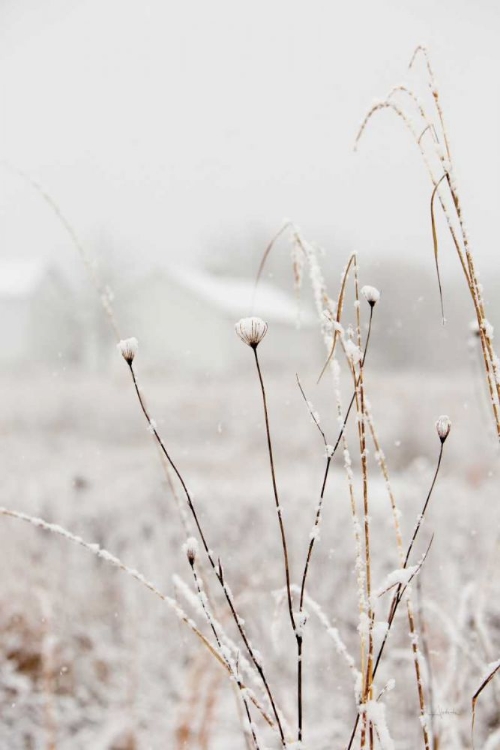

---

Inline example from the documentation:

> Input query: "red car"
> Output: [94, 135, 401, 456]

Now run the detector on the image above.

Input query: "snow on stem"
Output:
[124, 358, 287, 746]
[248, 343, 299, 742]
[0, 507, 275, 732]
[472, 659, 500, 749]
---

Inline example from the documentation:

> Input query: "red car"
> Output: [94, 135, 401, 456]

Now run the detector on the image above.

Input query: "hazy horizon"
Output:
[1, 0, 499, 284]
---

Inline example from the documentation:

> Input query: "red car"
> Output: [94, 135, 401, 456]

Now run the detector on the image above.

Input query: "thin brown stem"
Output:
[346, 436, 445, 750]
[416, 576, 438, 748]
[402, 443, 443, 570]
[252, 348, 296, 631]
[128, 362, 287, 746]
[298, 307, 375, 610]
[190, 562, 223, 651]
[190, 563, 260, 750]
[295, 310, 375, 742]
[345, 537, 433, 750]
[252, 346, 298, 742]
[0, 506, 275, 731]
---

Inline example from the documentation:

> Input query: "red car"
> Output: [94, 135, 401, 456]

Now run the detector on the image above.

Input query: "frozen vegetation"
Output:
[2, 47, 500, 750]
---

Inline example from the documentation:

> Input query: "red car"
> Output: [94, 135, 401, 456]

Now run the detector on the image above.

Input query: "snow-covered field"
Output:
[1, 357, 499, 749]
[2, 3, 500, 746]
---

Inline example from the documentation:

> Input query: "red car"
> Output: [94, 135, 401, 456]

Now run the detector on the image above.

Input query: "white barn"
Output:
[119, 266, 320, 373]
[0, 260, 78, 368]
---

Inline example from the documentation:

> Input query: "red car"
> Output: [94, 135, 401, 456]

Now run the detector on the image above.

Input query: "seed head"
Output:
[235, 317, 268, 348]
[361, 285, 380, 307]
[435, 415, 451, 442]
[183, 536, 199, 566]
[117, 337, 138, 364]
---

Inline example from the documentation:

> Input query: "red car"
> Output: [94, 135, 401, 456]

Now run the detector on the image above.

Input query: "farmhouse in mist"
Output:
[0, 259, 79, 367]
[0, 260, 319, 372]
[120, 266, 318, 373]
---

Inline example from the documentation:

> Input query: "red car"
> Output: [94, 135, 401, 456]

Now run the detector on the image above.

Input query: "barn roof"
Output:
[168, 265, 315, 326]
[0, 260, 49, 299]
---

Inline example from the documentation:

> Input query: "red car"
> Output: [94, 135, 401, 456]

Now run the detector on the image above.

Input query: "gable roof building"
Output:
[119, 265, 319, 373]
[0, 259, 78, 367]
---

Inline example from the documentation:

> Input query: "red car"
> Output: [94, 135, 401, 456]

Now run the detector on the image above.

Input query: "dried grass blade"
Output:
[472, 660, 500, 749]
[251, 221, 292, 312]
[317, 253, 357, 383]
[430, 172, 448, 325]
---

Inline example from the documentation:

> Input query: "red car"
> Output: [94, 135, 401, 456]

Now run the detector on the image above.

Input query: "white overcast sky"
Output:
[0, 0, 499, 279]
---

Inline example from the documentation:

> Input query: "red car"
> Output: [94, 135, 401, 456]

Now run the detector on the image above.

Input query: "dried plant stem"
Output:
[373, 537, 434, 676]
[402, 444, 443, 569]
[292, 229, 417, 747]
[404, 601, 431, 749]
[346, 539, 433, 750]
[430, 172, 449, 324]
[190, 563, 224, 652]
[126, 362, 287, 746]
[252, 347, 295, 632]
[472, 660, 500, 749]
[3, 165, 207, 559]
[242, 694, 262, 750]
[297, 588, 361, 688]
[251, 347, 299, 743]
[175, 571, 273, 714]
[189, 562, 261, 750]
[340, 262, 374, 750]
[317, 253, 358, 383]
[295, 307, 375, 743]
[296, 451, 330, 744]
[295, 231, 368, 719]
[251, 221, 292, 312]
[356, 57, 500, 437]
[409, 46, 451, 158]
[416, 576, 438, 748]
[356, 97, 471, 287]
[346, 437, 445, 750]
[289, 226, 429, 748]
[298, 461, 331, 613]
[0, 507, 276, 731]
[355, 334, 374, 748]
[364, 405, 426, 685]
[2, 161, 121, 342]
[5, 164, 207, 589]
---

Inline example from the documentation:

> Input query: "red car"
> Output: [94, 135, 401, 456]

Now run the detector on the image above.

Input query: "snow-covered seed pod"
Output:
[235, 317, 268, 348]
[117, 337, 138, 364]
[435, 415, 451, 442]
[183, 536, 199, 566]
[361, 285, 380, 307]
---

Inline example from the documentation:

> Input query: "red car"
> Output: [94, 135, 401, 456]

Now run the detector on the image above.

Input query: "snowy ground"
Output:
[1, 362, 499, 749]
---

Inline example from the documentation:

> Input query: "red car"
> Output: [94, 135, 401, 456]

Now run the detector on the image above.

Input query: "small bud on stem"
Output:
[435, 415, 451, 442]
[235, 317, 268, 348]
[183, 536, 199, 566]
[361, 285, 380, 307]
[117, 337, 138, 364]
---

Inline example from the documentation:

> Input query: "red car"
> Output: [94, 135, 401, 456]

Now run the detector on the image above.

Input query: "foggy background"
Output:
[1, 0, 499, 289]
[1, 3, 500, 749]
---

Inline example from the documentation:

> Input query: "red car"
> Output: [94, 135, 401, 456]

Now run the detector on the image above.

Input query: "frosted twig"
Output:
[0, 507, 274, 731]
[1, 161, 121, 342]
[249, 344, 298, 743]
[125, 359, 287, 745]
